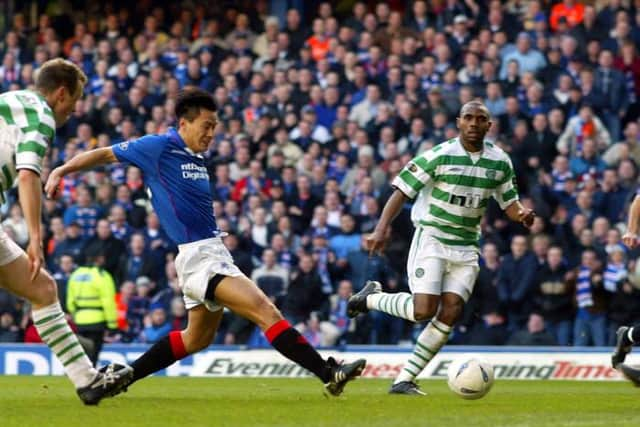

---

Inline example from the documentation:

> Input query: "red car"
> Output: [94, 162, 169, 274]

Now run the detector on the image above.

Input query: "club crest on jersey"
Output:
[119, 141, 129, 150]
[485, 169, 497, 180]
[408, 163, 418, 173]
[415, 268, 425, 278]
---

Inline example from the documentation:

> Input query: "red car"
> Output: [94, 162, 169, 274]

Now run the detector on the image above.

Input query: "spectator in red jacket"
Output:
[550, 0, 585, 32]
[231, 159, 272, 203]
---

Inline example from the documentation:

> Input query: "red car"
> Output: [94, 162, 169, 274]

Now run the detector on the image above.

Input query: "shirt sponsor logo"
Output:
[181, 162, 208, 180]
[448, 192, 482, 209]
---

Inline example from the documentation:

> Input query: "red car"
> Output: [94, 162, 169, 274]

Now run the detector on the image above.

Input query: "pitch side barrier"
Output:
[0, 344, 631, 380]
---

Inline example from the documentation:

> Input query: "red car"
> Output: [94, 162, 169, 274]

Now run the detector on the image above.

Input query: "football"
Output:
[447, 356, 495, 400]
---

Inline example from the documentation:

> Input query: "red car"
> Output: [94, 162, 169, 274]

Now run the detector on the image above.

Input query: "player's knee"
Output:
[438, 300, 463, 324]
[32, 277, 58, 307]
[255, 299, 283, 330]
[262, 301, 283, 325]
[414, 306, 436, 322]
[413, 296, 438, 322]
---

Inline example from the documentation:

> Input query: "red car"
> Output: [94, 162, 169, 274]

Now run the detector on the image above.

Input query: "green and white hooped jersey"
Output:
[0, 89, 55, 199]
[392, 138, 519, 250]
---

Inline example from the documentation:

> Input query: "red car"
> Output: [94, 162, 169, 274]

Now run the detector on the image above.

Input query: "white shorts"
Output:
[0, 225, 23, 266]
[406, 227, 480, 302]
[175, 237, 243, 312]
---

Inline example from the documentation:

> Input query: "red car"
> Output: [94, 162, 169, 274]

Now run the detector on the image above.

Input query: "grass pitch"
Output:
[1, 377, 639, 427]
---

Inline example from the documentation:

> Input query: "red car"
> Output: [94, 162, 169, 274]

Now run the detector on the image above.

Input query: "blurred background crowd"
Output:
[1, 0, 640, 349]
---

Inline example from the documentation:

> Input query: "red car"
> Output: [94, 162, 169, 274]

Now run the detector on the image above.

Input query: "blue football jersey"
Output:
[112, 128, 219, 244]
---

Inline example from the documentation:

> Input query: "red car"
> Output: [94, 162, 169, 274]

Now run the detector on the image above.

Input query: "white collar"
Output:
[184, 145, 204, 159]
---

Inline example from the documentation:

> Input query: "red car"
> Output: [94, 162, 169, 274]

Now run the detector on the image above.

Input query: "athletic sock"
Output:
[33, 302, 97, 388]
[394, 319, 451, 384]
[265, 320, 331, 383]
[131, 331, 187, 382]
[367, 292, 416, 322]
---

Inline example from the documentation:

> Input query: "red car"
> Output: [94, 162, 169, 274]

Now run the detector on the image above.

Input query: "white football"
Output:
[447, 356, 494, 400]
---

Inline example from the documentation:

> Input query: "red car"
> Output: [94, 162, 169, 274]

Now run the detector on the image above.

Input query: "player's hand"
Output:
[518, 208, 535, 228]
[44, 168, 62, 199]
[623, 232, 638, 249]
[26, 240, 44, 281]
[366, 228, 387, 256]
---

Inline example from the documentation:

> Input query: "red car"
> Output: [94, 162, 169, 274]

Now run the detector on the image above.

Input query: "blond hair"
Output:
[35, 58, 87, 99]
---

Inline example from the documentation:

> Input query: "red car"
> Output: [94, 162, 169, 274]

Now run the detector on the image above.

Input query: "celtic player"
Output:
[0, 58, 131, 404]
[611, 192, 640, 385]
[348, 101, 535, 395]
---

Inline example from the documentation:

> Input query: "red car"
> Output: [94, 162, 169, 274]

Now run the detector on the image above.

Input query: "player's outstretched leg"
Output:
[215, 275, 366, 396]
[97, 275, 366, 400]
[612, 325, 640, 367]
[0, 253, 132, 405]
[348, 281, 416, 321]
[109, 305, 224, 396]
[91, 305, 223, 402]
[263, 317, 366, 396]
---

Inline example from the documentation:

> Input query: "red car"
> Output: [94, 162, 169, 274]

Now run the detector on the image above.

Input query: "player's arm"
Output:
[47, 135, 162, 199]
[18, 169, 45, 279]
[45, 147, 118, 198]
[17, 113, 56, 280]
[623, 195, 640, 249]
[367, 189, 410, 255]
[494, 157, 534, 228]
[504, 201, 535, 228]
[368, 155, 433, 255]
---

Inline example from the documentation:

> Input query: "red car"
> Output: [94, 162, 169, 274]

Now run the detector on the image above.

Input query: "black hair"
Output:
[175, 88, 217, 121]
[459, 100, 489, 116]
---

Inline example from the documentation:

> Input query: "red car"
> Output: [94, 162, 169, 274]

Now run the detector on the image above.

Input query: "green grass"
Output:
[1, 377, 639, 427]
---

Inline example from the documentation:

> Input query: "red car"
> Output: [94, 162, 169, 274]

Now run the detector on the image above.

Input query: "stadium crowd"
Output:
[1, 0, 640, 348]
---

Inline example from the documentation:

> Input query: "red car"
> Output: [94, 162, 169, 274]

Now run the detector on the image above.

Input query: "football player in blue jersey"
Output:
[46, 88, 365, 399]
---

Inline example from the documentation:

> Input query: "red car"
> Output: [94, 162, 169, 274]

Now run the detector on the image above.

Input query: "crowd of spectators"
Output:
[2, 0, 640, 348]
